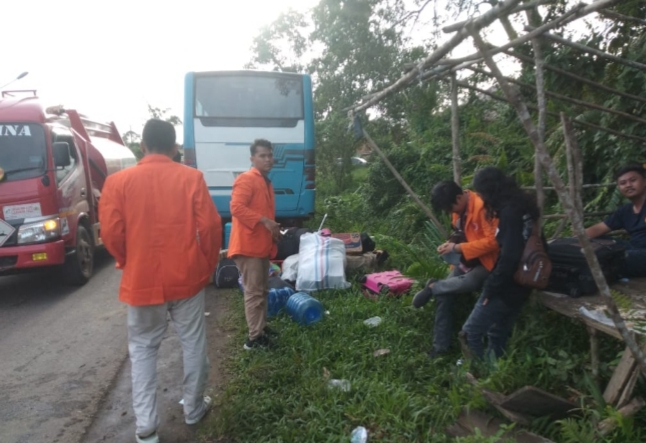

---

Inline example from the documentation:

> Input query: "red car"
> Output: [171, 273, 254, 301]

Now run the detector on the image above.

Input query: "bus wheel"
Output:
[62, 224, 94, 285]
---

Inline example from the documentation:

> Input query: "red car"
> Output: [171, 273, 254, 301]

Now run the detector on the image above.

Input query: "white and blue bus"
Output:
[183, 70, 315, 224]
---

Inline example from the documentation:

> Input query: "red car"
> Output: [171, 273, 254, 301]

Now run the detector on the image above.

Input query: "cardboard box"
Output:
[331, 233, 363, 255]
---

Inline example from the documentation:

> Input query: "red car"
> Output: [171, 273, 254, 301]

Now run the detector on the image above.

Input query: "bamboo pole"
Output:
[467, 66, 646, 126]
[565, 117, 578, 214]
[522, 183, 615, 191]
[562, 114, 585, 216]
[543, 211, 613, 220]
[588, 326, 600, 384]
[349, 0, 524, 114]
[442, 0, 555, 33]
[451, 74, 462, 185]
[532, 35, 546, 221]
[598, 9, 646, 26]
[456, 81, 646, 145]
[437, 2, 586, 66]
[550, 217, 568, 239]
[528, 26, 646, 72]
[361, 128, 448, 238]
[503, 49, 646, 105]
[468, 26, 646, 374]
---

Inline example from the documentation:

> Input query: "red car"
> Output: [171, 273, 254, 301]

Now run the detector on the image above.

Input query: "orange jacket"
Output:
[99, 155, 222, 306]
[228, 167, 277, 259]
[452, 191, 500, 271]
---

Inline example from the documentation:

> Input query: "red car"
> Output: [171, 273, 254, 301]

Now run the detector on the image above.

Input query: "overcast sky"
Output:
[1, 1, 602, 142]
[0, 0, 319, 140]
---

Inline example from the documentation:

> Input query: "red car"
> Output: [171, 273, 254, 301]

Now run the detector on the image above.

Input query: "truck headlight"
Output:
[17, 218, 61, 244]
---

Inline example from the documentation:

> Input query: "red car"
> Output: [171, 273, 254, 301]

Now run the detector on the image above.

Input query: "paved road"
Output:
[0, 250, 127, 443]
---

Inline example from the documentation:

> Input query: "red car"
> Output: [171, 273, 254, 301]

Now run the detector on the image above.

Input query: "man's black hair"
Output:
[430, 180, 463, 213]
[250, 139, 273, 156]
[142, 119, 176, 154]
[615, 163, 646, 181]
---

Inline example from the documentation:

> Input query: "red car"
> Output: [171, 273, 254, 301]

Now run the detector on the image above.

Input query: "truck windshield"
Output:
[0, 123, 47, 182]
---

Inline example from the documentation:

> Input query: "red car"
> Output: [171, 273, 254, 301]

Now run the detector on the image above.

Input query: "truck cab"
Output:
[0, 91, 135, 284]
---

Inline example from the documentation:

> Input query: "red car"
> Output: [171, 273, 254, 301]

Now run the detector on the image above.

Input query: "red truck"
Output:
[0, 91, 136, 285]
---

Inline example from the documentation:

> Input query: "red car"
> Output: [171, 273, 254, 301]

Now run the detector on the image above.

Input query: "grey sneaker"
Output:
[185, 395, 213, 425]
[412, 278, 437, 308]
[136, 432, 159, 443]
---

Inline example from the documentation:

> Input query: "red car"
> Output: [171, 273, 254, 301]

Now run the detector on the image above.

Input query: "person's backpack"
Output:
[513, 215, 551, 289]
[546, 237, 625, 297]
[214, 259, 240, 289]
[275, 227, 312, 260]
[361, 232, 376, 253]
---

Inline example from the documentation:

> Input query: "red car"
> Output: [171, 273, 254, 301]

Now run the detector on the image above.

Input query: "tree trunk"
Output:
[451, 74, 462, 185]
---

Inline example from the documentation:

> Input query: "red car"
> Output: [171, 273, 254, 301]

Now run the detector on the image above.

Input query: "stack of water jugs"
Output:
[238, 265, 324, 325]
[269, 286, 324, 325]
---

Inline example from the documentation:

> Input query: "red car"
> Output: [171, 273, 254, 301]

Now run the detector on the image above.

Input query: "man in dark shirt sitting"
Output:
[586, 163, 646, 278]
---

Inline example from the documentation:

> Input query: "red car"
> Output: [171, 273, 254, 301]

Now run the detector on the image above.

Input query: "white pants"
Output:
[127, 289, 209, 436]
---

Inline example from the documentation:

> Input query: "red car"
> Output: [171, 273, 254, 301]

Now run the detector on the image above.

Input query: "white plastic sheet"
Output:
[296, 233, 350, 292]
[281, 254, 299, 282]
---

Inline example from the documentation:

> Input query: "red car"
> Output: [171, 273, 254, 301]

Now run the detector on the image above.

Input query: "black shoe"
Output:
[428, 348, 449, 360]
[243, 334, 272, 350]
[412, 278, 437, 308]
[263, 326, 278, 337]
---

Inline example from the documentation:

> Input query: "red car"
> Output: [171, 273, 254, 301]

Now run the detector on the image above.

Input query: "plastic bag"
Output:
[281, 254, 299, 282]
[296, 233, 351, 292]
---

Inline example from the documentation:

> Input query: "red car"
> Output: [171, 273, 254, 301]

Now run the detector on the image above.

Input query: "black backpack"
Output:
[361, 232, 376, 253]
[275, 227, 312, 260]
[214, 259, 240, 289]
[546, 237, 625, 297]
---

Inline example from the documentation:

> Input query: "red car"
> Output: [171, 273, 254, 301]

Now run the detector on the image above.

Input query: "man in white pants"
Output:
[100, 119, 223, 443]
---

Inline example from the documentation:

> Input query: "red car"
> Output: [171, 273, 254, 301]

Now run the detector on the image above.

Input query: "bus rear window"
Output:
[195, 75, 304, 120]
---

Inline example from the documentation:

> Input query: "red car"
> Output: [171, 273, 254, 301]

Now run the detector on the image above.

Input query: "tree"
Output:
[126, 105, 182, 160]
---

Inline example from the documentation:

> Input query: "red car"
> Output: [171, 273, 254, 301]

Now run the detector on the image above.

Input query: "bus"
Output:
[183, 70, 315, 225]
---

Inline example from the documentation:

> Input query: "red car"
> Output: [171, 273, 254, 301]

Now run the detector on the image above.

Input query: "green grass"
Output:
[202, 284, 646, 443]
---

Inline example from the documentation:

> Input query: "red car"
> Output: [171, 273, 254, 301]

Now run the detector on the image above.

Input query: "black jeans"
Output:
[432, 265, 490, 354]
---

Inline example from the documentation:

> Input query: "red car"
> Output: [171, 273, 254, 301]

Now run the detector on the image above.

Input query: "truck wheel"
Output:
[62, 224, 94, 285]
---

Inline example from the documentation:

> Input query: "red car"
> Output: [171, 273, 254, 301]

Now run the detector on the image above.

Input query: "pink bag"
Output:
[360, 271, 414, 300]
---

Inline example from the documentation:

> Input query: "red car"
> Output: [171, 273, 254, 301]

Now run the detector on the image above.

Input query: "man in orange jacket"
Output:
[100, 119, 222, 443]
[412, 180, 499, 359]
[228, 139, 282, 350]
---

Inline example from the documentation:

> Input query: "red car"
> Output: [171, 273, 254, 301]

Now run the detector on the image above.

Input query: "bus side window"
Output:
[54, 134, 78, 184]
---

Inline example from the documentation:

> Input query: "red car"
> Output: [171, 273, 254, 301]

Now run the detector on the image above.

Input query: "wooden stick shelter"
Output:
[345, 0, 646, 429]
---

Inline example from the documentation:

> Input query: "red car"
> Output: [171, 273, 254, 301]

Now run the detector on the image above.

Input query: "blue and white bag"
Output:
[296, 233, 351, 292]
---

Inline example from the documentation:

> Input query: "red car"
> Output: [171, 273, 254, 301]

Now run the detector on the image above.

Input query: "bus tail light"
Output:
[304, 167, 315, 182]
[183, 148, 197, 167]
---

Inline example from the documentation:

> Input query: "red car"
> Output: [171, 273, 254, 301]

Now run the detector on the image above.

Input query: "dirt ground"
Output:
[83, 286, 237, 443]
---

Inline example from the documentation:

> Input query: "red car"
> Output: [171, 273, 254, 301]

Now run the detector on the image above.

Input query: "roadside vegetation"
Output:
[201, 0, 646, 440]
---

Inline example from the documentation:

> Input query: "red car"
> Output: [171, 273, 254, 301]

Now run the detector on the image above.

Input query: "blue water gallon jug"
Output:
[285, 292, 324, 325]
[224, 222, 232, 249]
[267, 287, 295, 317]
